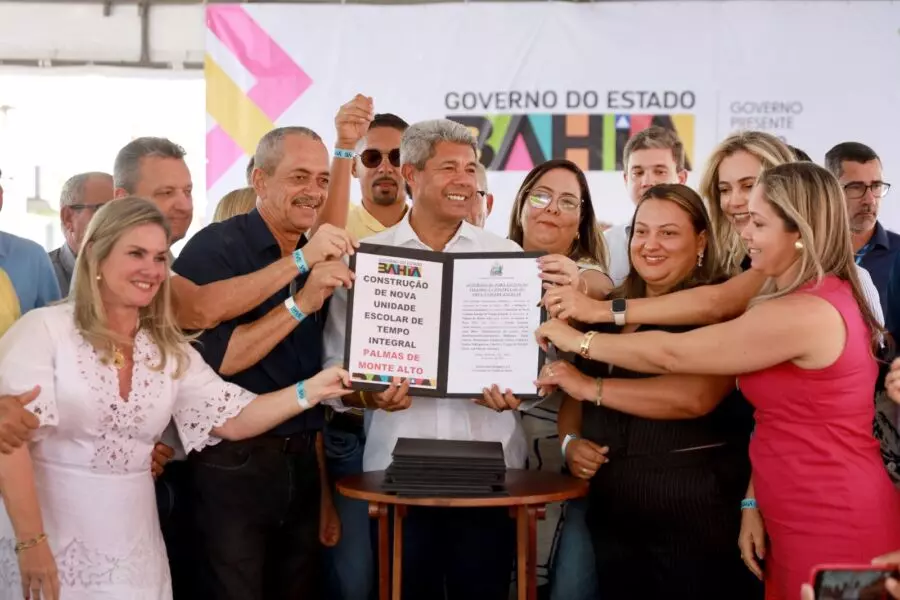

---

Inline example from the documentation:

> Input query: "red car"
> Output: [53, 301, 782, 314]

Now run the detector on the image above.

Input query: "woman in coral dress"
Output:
[0, 198, 350, 600]
[536, 162, 900, 600]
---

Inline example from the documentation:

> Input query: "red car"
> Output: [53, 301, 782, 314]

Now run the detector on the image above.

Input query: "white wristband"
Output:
[295, 381, 311, 411]
[561, 433, 578, 460]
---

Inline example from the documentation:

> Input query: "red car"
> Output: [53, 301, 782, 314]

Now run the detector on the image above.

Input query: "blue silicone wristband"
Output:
[284, 296, 306, 322]
[334, 148, 355, 160]
[741, 498, 757, 510]
[292, 248, 309, 275]
[296, 381, 311, 410]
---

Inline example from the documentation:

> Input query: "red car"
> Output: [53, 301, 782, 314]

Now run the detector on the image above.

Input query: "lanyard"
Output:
[855, 242, 874, 266]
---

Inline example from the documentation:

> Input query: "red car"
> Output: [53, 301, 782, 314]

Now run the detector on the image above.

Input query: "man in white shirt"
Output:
[604, 127, 687, 286]
[323, 119, 523, 600]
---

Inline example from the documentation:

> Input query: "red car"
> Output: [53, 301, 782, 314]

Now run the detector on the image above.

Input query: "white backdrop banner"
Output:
[205, 1, 900, 234]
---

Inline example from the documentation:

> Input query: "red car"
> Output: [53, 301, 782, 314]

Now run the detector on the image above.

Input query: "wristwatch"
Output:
[611, 298, 627, 326]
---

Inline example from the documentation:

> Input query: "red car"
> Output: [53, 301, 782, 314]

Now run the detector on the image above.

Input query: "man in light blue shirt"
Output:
[0, 231, 61, 313]
[0, 169, 61, 313]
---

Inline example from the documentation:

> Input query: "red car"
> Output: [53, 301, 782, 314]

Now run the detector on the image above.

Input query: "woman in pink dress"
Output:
[0, 197, 351, 600]
[536, 161, 900, 600]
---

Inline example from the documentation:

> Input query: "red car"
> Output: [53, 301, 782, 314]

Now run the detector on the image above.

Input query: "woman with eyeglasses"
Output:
[503, 159, 610, 600]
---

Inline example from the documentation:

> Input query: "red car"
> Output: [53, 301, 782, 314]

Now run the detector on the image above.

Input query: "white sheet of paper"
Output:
[347, 252, 443, 390]
[445, 257, 543, 396]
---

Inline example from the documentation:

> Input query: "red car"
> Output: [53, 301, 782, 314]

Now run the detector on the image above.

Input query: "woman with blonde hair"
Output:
[0, 197, 350, 599]
[701, 131, 797, 274]
[212, 187, 257, 223]
[537, 162, 900, 600]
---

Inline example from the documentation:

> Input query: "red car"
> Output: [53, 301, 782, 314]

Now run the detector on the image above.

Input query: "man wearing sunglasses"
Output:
[825, 142, 897, 318]
[47, 172, 114, 295]
[343, 110, 410, 241]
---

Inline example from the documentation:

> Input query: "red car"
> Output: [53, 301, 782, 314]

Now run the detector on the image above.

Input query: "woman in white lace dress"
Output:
[0, 197, 350, 600]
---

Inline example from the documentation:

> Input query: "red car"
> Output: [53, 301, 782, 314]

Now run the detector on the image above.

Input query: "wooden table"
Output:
[337, 469, 587, 600]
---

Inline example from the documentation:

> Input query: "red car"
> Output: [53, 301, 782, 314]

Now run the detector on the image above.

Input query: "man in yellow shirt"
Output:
[342, 112, 410, 240]
[321, 103, 410, 599]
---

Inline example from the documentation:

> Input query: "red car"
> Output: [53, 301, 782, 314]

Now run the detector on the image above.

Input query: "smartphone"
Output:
[810, 564, 899, 600]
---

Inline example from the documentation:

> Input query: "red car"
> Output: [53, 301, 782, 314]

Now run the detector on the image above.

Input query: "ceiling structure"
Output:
[1, 0, 896, 70]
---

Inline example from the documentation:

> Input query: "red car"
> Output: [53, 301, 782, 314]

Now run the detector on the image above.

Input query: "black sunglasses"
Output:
[358, 148, 401, 169]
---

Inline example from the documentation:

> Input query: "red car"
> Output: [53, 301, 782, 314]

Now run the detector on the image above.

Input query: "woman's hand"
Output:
[738, 507, 766, 580]
[535, 319, 584, 354]
[542, 285, 602, 323]
[304, 367, 353, 406]
[565, 438, 609, 479]
[18, 539, 59, 600]
[534, 360, 596, 401]
[538, 255, 581, 290]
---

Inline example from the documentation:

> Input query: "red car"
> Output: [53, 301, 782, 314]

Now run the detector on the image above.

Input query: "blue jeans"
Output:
[323, 422, 373, 600]
[549, 497, 599, 600]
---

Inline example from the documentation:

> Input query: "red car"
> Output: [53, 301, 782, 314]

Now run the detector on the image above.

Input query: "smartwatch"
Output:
[611, 298, 627, 326]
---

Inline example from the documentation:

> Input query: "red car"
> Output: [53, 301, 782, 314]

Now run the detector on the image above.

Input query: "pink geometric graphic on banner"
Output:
[206, 128, 245, 189]
[207, 6, 312, 119]
[205, 5, 313, 187]
[505, 135, 535, 171]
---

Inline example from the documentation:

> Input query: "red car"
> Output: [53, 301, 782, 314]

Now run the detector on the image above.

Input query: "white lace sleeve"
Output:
[172, 344, 256, 454]
[0, 308, 59, 441]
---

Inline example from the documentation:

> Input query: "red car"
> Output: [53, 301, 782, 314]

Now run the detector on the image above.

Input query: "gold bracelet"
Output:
[579, 331, 597, 358]
[14, 533, 47, 555]
[594, 377, 604, 406]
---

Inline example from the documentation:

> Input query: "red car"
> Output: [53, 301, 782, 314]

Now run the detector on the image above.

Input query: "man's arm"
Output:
[171, 258, 297, 331]
[219, 261, 353, 376]
[311, 94, 373, 235]
[172, 225, 358, 331]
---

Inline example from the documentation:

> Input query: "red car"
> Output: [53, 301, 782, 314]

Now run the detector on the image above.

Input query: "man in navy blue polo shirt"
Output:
[173, 126, 355, 600]
[825, 142, 898, 317]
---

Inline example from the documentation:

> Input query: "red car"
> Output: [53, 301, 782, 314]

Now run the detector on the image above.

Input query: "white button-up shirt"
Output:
[322, 212, 528, 472]
[603, 223, 631, 287]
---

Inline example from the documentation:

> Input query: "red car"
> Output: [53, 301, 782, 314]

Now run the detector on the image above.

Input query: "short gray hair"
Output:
[254, 127, 322, 175]
[114, 137, 186, 193]
[400, 119, 476, 171]
[60, 172, 113, 206]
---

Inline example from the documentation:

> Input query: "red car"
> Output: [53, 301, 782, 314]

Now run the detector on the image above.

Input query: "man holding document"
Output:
[322, 119, 541, 600]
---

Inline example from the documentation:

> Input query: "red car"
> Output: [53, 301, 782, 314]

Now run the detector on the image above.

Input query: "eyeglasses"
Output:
[68, 203, 108, 213]
[358, 148, 401, 169]
[843, 182, 891, 200]
[527, 191, 581, 212]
